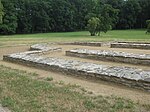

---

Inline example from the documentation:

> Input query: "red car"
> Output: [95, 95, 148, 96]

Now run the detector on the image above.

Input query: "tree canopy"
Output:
[0, 0, 4, 23]
[0, 0, 150, 35]
[87, 2, 119, 36]
[87, 17, 100, 36]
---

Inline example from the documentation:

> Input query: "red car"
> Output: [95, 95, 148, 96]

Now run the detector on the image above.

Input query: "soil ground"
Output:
[0, 44, 150, 105]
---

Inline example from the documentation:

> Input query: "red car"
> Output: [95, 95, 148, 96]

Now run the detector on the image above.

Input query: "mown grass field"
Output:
[0, 30, 150, 44]
[0, 65, 150, 112]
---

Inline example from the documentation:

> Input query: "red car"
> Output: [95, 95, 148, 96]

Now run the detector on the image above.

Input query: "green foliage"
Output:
[106, 0, 148, 29]
[50, 0, 75, 32]
[1, 97, 15, 107]
[122, 0, 141, 29]
[98, 4, 119, 35]
[146, 20, 150, 33]
[112, 98, 134, 110]
[45, 77, 53, 81]
[0, 0, 94, 34]
[15, 0, 50, 33]
[69, 0, 94, 30]
[0, 0, 4, 23]
[0, 0, 150, 34]
[83, 100, 95, 109]
[87, 2, 119, 36]
[136, 0, 150, 28]
[87, 17, 100, 36]
[0, 0, 17, 34]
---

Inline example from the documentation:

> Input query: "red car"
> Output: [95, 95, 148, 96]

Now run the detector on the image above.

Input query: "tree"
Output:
[0, 0, 150, 35]
[146, 20, 150, 34]
[0, 0, 4, 23]
[105, 0, 124, 9]
[0, 0, 17, 34]
[97, 4, 118, 34]
[15, 0, 32, 33]
[69, 0, 95, 30]
[15, 0, 51, 33]
[87, 1, 119, 36]
[112, 0, 141, 29]
[30, 0, 50, 33]
[50, 0, 75, 32]
[105, 0, 124, 29]
[136, 0, 150, 28]
[87, 17, 100, 36]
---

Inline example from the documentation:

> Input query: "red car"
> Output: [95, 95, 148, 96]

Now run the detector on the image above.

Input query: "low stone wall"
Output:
[30, 43, 62, 51]
[59, 42, 102, 47]
[66, 49, 150, 66]
[3, 46, 150, 91]
[118, 42, 150, 44]
[111, 42, 150, 50]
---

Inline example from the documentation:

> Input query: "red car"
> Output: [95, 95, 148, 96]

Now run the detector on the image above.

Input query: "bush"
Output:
[87, 17, 100, 36]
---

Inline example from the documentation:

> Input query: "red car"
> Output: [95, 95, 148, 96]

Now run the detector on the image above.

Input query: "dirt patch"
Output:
[0, 45, 150, 104]
[0, 46, 30, 60]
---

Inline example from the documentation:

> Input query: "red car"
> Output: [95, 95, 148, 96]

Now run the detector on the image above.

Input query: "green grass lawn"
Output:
[0, 65, 149, 112]
[0, 30, 150, 43]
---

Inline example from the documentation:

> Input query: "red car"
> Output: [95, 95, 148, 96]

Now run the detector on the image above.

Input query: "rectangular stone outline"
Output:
[111, 42, 150, 50]
[3, 54, 150, 92]
[66, 49, 150, 66]
[58, 42, 102, 47]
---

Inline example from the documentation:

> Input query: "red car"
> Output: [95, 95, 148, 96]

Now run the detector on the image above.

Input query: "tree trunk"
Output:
[91, 33, 95, 36]
[98, 31, 100, 36]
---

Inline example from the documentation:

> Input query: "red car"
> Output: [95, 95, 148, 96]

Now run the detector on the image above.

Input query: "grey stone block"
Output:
[59, 42, 102, 47]
[111, 42, 150, 50]
[66, 49, 150, 66]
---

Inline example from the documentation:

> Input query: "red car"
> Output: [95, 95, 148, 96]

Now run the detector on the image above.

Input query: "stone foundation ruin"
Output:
[111, 42, 150, 50]
[66, 49, 150, 66]
[59, 42, 102, 47]
[3, 43, 150, 92]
